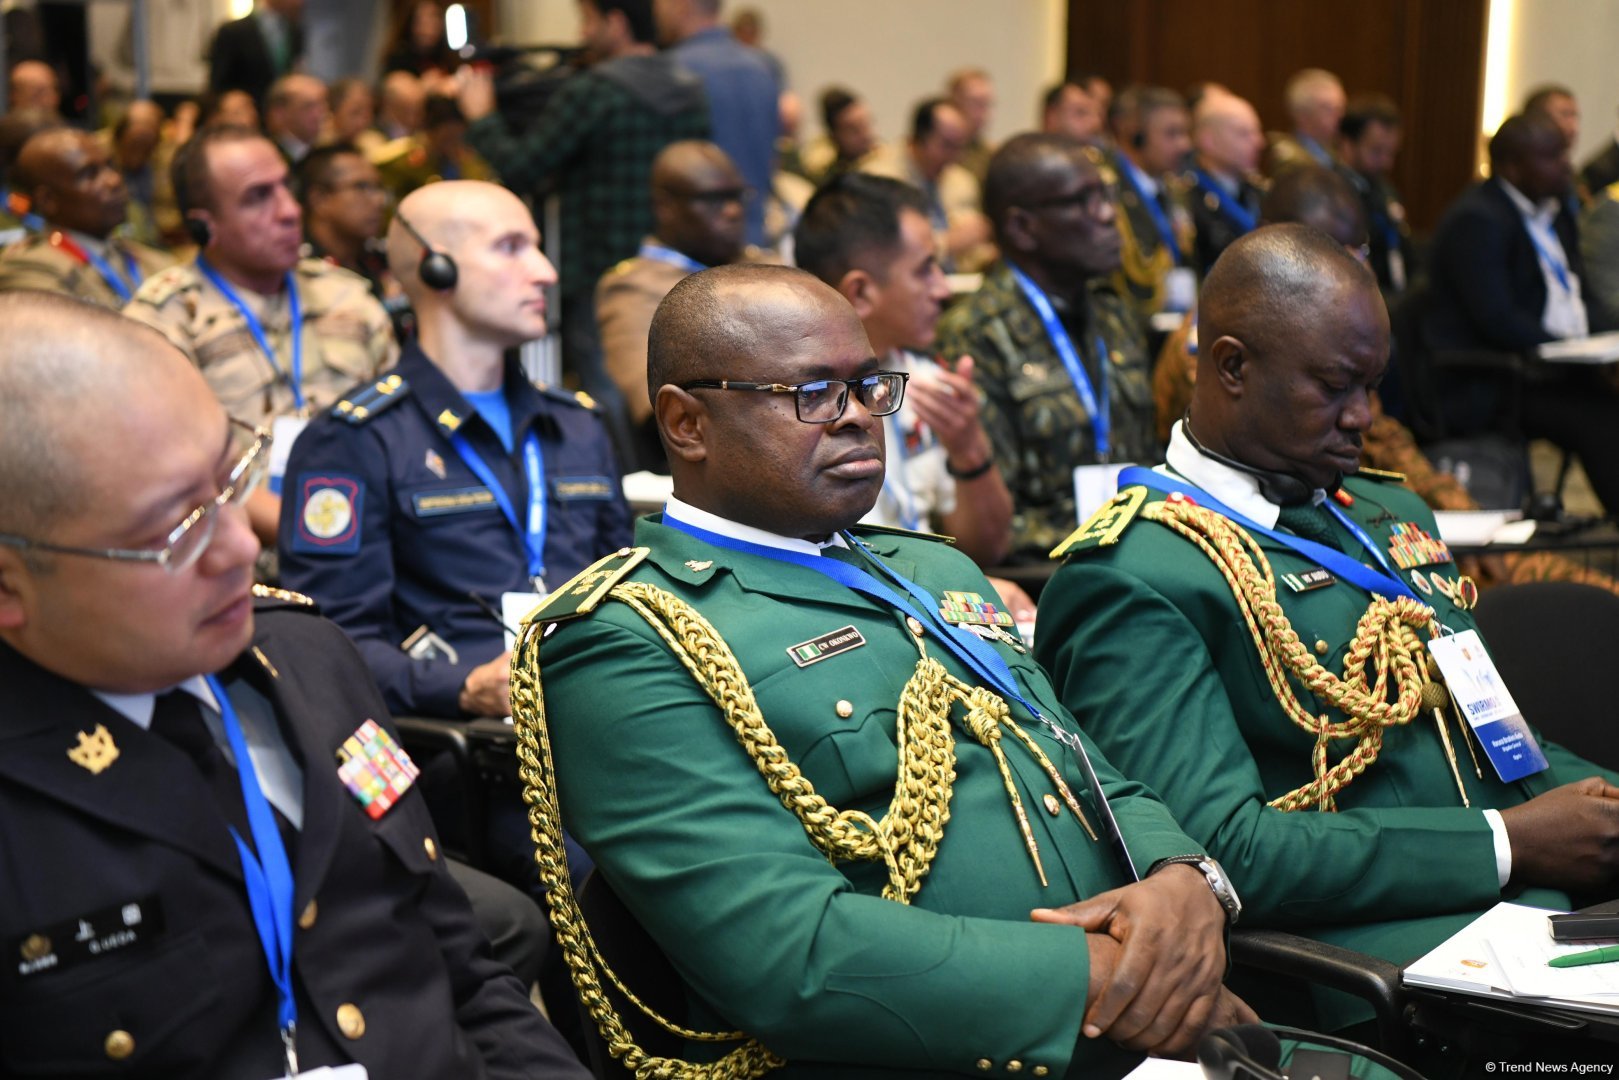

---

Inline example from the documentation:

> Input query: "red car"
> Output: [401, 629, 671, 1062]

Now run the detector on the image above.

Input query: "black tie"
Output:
[1275, 502, 1344, 553]
[150, 689, 258, 848]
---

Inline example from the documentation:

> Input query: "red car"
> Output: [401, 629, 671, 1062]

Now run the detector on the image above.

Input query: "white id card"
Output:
[501, 590, 548, 652]
[268, 415, 310, 489]
[1072, 462, 1134, 526]
[1163, 267, 1197, 313]
[1426, 630, 1548, 783]
[271, 1066, 368, 1080]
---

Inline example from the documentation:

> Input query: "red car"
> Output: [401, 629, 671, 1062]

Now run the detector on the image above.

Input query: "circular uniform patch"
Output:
[303, 486, 354, 539]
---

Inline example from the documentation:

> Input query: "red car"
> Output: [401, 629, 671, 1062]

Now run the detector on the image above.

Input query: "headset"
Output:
[1198, 1024, 1428, 1080]
[185, 216, 212, 247]
[394, 211, 458, 290]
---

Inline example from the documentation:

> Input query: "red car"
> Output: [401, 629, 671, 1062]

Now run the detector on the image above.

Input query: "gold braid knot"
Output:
[510, 580, 1084, 1078]
[1141, 497, 1437, 812]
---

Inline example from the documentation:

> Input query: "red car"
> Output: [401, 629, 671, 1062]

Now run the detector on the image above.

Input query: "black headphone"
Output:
[1132, 127, 1147, 150]
[185, 215, 211, 247]
[394, 211, 458, 290]
[1199, 1024, 1428, 1080]
[1181, 411, 1325, 506]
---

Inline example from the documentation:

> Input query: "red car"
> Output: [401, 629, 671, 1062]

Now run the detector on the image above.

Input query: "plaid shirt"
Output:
[466, 56, 710, 301]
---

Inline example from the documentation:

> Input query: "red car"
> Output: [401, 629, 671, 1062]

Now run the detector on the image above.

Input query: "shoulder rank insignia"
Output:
[848, 522, 955, 543]
[251, 583, 318, 609]
[527, 547, 650, 625]
[333, 373, 409, 425]
[1051, 485, 1149, 558]
[535, 384, 599, 411]
[1353, 466, 1407, 483]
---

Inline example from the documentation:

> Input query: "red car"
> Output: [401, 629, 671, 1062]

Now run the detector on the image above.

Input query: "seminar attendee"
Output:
[1106, 85, 1195, 325]
[7, 59, 59, 115]
[864, 97, 992, 272]
[948, 67, 997, 181]
[655, 0, 779, 247]
[800, 86, 878, 185]
[1186, 90, 1265, 274]
[1039, 223, 1619, 1036]
[1423, 112, 1619, 515]
[1335, 93, 1414, 296]
[1042, 81, 1103, 146]
[264, 73, 328, 166]
[125, 125, 396, 543]
[0, 128, 171, 307]
[296, 143, 403, 331]
[1265, 68, 1345, 173]
[0, 292, 587, 1078]
[524, 262, 1251, 1076]
[937, 133, 1156, 562]
[596, 140, 752, 472]
[207, 0, 305, 111]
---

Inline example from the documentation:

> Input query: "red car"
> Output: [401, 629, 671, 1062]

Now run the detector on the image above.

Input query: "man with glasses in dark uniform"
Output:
[0, 293, 586, 1078]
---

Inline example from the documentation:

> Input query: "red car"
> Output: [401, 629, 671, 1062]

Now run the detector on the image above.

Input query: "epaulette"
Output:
[366, 134, 415, 167]
[332, 373, 410, 425]
[603, 256, 637, 278]
[1606, 179, 1619, 203]
[537, 384, 599, 411]
[526, 547, 650, 625]
[849, 522, 956, 544]
[1050, 485, 1150, 558]
[137, 263, 195, 305]
[251, 583, 318, 611]
[1352, 466, 1407, 484]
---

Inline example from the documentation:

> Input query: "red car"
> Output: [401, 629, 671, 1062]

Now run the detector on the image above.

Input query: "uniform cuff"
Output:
[1483, 808, 1512, 888]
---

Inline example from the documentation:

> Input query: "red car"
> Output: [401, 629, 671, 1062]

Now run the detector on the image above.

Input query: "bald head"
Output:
[1284, 68, 1345, 143]
[1194, 91, 1263, 176]
[380, 71, 426, 134]
[9, 61, 59, 114]
[0, 293, 199, 537]
[1260, 165, 1366, 249]
[388, 179, 530, 296]
[13, 128, 127, 236]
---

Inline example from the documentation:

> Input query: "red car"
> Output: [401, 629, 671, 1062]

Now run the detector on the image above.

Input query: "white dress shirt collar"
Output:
[1162, 420, 1326, 529]
[664, 494, 849, 556]
[93, 675, 216, 730]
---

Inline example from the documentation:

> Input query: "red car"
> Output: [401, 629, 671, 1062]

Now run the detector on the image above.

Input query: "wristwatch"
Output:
[1150, 855, 1242, 925]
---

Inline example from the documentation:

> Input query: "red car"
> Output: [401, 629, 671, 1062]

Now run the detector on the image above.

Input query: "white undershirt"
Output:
[664, 494, 849, 555]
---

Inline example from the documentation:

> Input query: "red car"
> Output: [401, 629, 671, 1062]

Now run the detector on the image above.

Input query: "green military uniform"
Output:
[531, 514, 1208, 1079]
[123, 257, 397, 424]
[936, 262, 1158, 560]
[0, 229, 171, 309]
[1036, 460, 1619, 1029]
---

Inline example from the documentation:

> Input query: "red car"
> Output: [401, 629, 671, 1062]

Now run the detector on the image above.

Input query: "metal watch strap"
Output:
[1149, 854, 1242, 925]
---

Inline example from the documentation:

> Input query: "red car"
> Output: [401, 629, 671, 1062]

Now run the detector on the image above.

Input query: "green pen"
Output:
[1549, 944, 1619, 968]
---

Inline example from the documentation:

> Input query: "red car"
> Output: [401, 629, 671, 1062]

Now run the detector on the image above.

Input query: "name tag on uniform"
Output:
[1427, 630, 1548, 783]
[1281, 567, 1336, 593]
[411, 487, 497, 517]
[786, 625, 866, 667]
[13, 897, 163, 979]
[270, 1066, 368, 1080]
[501, 590, 547, 651]
[552, 476, 615, 501]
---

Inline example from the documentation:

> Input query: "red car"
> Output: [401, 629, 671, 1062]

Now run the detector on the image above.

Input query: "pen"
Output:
[1549, 944, 1619, 968]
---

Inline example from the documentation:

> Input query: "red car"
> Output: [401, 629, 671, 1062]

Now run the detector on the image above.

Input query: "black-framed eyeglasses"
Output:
[677, 186, 756, 209]
[0, 418, 270, 574]
[1023, 182, 1117, 216]
[679, 370, 909, 424]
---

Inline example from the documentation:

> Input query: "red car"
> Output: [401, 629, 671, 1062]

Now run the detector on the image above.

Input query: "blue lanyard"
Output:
[1117, 466, 1420, 603]
[881, 413, 924, 532]
[1192, 168, 1257, 234]
[1523, 220, 1572, 293]
[1007, 265, 1112, 460]
[638, 241, 707, 274]
[1118, 158, 1183, 265]
[85, 247, 141, 301]
[204, 675, 299, 1071]
[196, 257, 305, 410]
[448, 429, 548, 585]
[662, 511, 1139, 879]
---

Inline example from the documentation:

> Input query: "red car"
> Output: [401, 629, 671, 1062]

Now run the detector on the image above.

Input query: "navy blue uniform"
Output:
[278, 342, 633, 717]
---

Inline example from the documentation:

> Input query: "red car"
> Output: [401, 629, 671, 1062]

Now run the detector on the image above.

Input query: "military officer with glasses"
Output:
[520, 263, 1253, 1079]
[0, 293, 587, 1079]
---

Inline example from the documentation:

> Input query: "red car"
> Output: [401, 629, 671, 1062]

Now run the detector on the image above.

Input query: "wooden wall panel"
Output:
[1065, 0, 1487, 234]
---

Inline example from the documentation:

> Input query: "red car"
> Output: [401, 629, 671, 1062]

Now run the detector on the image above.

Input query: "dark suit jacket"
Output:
[1581, 137, 1619, 197]
[1186, 171, 1261, 276]
[0, 594, 585, 1079]
[1423, 177, 1585, 354]
[207, 14, 303, 108]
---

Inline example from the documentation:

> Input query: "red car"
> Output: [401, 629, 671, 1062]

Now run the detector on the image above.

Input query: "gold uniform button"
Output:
[337, 1003, 366, 1039]
[298, 900, 318, 929]
[906, 616, 925, 637]
[1008, 1062, 1024, 1073]
[1042, 793, 1061, 817]
[423, 837, 438, 861]
[1314, 639, 1330, 656]
[976, 1060, 993, 1072]
[835, 699, 854, 719]
[104, 1030, 135, 1060]
[1033, 1068, 1050, 1077]
[616, 547, 631, 557]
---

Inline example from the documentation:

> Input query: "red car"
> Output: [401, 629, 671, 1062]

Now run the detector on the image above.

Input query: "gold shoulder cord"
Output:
[1141, 495, 1438, 811]
[1114, 200, 1173, 308]
[510, 580, 1088, 1078]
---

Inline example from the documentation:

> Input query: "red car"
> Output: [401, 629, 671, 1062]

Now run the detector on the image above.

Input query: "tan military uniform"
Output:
[595, 251, 687, 428]
[0, 230, 172, 309]
[123, 257, 397, 423]
[371, 134, 498, 207]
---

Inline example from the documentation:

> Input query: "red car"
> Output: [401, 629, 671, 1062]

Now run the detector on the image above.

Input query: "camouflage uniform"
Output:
[0, 229, 172, 309]
[1151, 319, 1619, 595]
[936, 261, 1157, 560]
[123, 257, 397, 424]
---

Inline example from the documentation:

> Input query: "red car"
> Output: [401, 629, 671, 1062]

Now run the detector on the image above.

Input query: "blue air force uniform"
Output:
[277, 342, 634, 717]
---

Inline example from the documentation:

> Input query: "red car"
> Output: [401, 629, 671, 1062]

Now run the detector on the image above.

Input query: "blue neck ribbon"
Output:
[1118, 157, 1183, 265]
[196, 257, 305, 410]
[204, 675, 299, 1073]
[638, 240, 708, 275]
[1522, 221, 1573, 293]
[1007, 265, 1112, 461]
[1193, 168, 1258, 234]
[81, 244, 142, 302]
[661, 510, 1139, 880]
[1116, 466, 1421, 604]
[449, 429, 548, 587]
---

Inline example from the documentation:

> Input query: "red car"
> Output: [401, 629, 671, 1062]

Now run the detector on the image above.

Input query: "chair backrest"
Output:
[573, 871, 689, 1079]
[1472, 581, 1619, 772]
